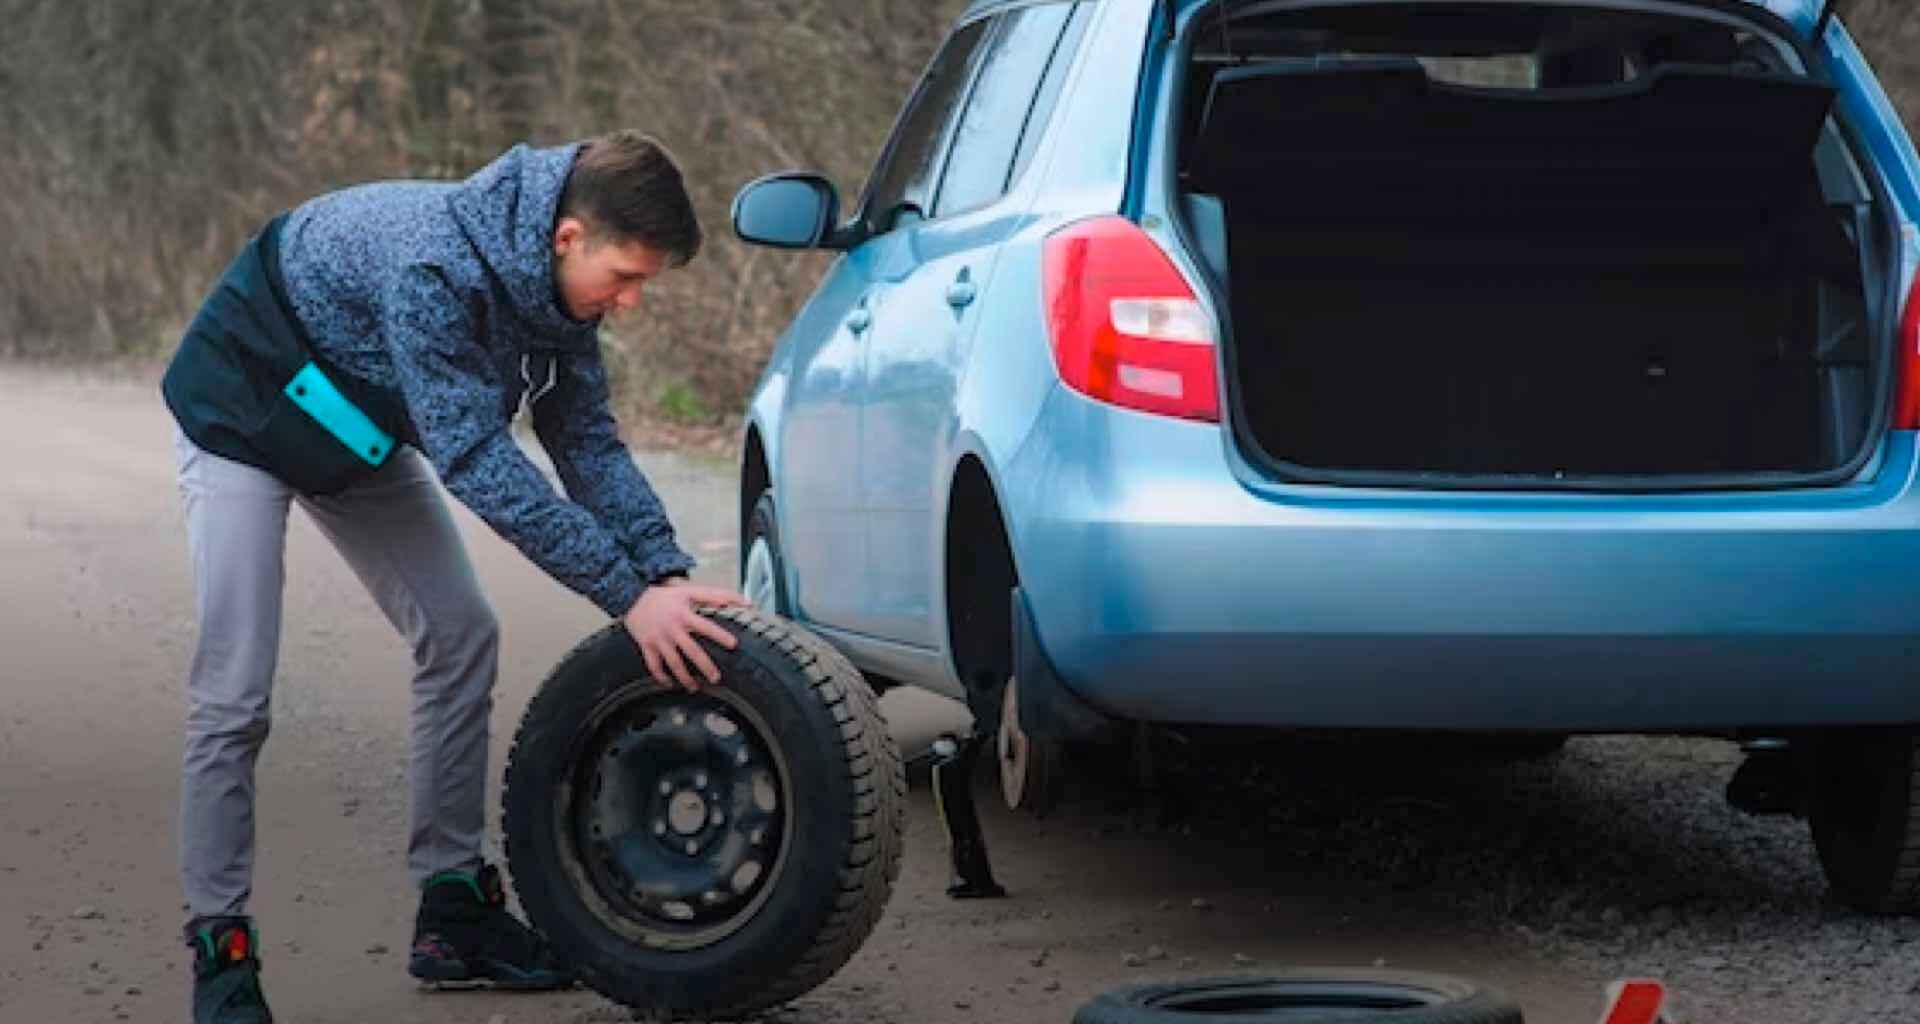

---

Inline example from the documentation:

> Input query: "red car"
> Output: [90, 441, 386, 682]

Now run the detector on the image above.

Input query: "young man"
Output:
[162, 131, 746, 1023]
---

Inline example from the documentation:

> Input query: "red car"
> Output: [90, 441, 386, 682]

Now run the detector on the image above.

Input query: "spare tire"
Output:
[502, 607, 905, 1019]
[1074, 970, 1525, 1024]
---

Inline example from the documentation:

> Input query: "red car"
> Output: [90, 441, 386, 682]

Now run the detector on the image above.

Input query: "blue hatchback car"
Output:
[730, 0, 1920, 912]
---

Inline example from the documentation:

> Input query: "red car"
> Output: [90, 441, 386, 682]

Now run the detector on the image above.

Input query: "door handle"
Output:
[946, 269, 976, 309]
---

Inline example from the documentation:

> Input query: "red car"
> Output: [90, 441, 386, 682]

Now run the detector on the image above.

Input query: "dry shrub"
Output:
[0, 0, 962, 424]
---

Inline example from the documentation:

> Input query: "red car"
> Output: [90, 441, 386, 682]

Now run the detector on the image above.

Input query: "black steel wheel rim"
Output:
[564, 685, 790, 950]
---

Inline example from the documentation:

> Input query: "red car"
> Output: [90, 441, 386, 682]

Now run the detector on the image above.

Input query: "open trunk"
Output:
[1177, 3, 1889, 487]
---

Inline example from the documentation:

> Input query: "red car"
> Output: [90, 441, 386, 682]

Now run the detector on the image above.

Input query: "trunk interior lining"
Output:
[1183, 59, 1870, 478]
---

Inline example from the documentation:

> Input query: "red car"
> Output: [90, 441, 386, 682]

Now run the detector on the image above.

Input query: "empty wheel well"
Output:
[945, 458, 1017, 702]
[741, 427, 770, 556]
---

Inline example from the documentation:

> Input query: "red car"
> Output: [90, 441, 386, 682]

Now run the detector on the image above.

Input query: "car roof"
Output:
[955, 0, 1824, 29]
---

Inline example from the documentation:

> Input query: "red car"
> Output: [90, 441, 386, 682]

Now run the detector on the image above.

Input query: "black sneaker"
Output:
[408, 864, 571, 990]
[187, 916, 274, 1024]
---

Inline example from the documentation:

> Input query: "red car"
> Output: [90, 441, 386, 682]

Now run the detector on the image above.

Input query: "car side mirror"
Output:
[732, 173, 852, 251]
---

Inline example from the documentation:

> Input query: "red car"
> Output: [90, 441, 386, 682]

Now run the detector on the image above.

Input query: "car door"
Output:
[777, 17, 993, 631]
[857, 2, 1084, 645]
[770, 263, 870, 628]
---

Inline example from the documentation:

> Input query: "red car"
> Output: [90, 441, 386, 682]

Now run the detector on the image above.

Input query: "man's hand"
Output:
[622, 578, 750, 691]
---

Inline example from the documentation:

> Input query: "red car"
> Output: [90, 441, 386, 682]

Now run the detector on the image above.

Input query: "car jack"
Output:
[1726, 738, 1806, 817]
[930, 732, 1007, 899]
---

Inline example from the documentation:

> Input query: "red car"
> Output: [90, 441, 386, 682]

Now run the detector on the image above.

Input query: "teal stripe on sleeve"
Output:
[284, 362, 395, 467]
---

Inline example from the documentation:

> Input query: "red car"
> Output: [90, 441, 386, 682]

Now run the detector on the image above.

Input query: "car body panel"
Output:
[859, 207, 1017, 644]
[765, 250, 875, 628]
[1004, 384, 1920, 730]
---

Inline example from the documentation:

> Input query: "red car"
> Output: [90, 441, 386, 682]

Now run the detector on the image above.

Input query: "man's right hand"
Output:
[622, 580, 750, 691]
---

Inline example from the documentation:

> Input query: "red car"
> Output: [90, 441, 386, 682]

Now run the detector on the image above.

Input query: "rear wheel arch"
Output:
[944, 455, 1020, 706]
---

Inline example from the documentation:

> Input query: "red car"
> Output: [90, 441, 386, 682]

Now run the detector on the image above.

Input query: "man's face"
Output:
[551, 216, 671, 322]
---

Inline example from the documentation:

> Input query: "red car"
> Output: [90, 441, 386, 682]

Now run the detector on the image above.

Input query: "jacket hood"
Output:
[446, 142, 600, 351]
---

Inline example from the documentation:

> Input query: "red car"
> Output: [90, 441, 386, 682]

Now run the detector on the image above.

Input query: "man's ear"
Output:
[553, 216, 589, 256]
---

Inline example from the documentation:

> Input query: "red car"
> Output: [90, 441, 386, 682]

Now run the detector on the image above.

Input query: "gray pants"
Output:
[174, 428, 497, 918]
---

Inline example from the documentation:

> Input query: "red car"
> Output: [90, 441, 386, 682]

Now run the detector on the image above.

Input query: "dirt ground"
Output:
[2, 366, 1894, 1024]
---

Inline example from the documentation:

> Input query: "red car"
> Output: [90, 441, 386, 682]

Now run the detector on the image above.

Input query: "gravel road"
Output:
[2, 366, 1913, 1024]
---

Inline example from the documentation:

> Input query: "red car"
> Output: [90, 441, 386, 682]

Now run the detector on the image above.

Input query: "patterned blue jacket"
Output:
[177, 143, 695, 617]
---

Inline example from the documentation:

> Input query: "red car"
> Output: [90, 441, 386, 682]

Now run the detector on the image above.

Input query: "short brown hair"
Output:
[557, 131, 702, 267]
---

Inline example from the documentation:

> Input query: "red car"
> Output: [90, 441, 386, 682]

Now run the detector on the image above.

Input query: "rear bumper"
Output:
[1002, 386, 1920, 732]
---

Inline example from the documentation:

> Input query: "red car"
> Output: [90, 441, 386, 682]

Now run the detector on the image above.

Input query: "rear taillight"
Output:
[1898, 267, 1920, 430]
[1042, 215, 1220, 422]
